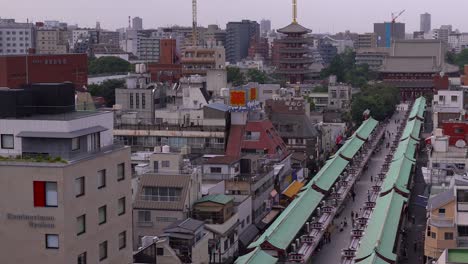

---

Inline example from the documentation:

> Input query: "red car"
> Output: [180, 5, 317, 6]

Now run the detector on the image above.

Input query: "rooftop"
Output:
[277, 22, 312, 34]
[194, 194, 234, 205]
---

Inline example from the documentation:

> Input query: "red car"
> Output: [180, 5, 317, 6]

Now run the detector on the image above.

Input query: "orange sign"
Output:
[249, 87, 258, 101]
[230, 90, 246, 107]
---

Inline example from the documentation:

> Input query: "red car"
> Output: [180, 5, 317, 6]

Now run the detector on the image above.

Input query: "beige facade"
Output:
[36, 29, 68, 54]
[0, 147, 133, 264]
[425, 200, 457, 259]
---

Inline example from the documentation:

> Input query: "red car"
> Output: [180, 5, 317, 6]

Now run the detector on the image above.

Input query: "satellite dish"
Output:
[455, 139, 466, 148]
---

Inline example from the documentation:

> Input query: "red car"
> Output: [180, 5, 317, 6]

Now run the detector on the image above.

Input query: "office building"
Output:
[260, 19, 271, 36]
[374, 22, 405, 47]
[133, 17, 143, 31]
[181, 45, 226, 76]
[356, 33, 377, 49]
[355, 47, 390, 70]
[35, 29, 69, 54]
[0, 18, 34, 55]
[99, 31, 120, 46]
[203, 24, 227, 47]
[0, 85, 132, 264]
[226, 20, 260, 64]
[0, 54, 87, 89]
[421, 13, 432, 33]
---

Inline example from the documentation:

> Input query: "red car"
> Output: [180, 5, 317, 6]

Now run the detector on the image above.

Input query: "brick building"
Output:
[0, 54, 87, 89]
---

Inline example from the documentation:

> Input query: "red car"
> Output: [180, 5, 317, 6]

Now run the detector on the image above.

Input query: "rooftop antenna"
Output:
[292, 0, 297, 24]
[192, 0, 198, 46]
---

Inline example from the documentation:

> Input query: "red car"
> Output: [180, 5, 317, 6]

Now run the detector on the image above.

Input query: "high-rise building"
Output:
[260, 19, 272, 35]
[374, 22, 405, 48]
[0, 84, 133, 264]
[420, 12, 431, 33]
[0, 18, 35, 55]
[132, 17, 143, 31]
[35, 29, 69, 54]
[226, 20, 260, 64]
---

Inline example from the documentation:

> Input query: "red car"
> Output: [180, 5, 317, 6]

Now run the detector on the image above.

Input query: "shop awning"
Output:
[282, 180, 305, 199]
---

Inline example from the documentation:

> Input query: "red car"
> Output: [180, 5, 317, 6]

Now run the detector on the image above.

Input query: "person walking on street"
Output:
[351, 190, 356, 202]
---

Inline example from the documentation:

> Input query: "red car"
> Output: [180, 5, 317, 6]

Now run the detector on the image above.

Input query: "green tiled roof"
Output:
[234, 248, 278, 264]
[393, 137, 418, 161]
[195, 194, 234, 205]
[313, 156, 350, 191]
[248, 188, 324, 250]
[400, 119, 422, 141]
[357, 253, 389, 264]
[380, 156, 414, 194]
[337, 136, 365, 159]
[447, 249, 468, 263]
[356, 191, 407, 262]
[409, 96, 426, 120]
[356, 117, 379, 139]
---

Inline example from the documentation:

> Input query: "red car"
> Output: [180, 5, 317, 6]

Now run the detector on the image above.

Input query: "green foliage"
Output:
[246, 69, 268, 84]
[313, 85, 328, 93]
[320, 49, 377, 87]
[449, 49, 468, 72]
[88, 56, 133, 75]
[88, 79, 125, 107]
[227, 66, 246, 86]
[350, 84, 400, 124]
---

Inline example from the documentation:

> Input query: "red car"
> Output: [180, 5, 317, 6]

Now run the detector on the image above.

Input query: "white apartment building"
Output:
[0, 18, 34, 55]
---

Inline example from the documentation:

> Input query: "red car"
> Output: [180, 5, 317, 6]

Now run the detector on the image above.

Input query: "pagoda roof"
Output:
[278, 22, 311, 34]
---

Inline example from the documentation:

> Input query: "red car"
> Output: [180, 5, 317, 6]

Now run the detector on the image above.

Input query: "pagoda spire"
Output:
[292, 0, 297, 23]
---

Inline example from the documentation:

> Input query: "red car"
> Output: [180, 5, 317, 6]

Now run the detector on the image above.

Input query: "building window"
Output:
[136, 93, 140, 109]
[34, 181, 58, 207]
[247, 215, 250, 224]
[438, 208, 446, 215]
[431, 232, 436, 239]
[77, 252, 87, 264]
[118, 197, 126, 216]
[1, 134, 14, 149]
[87, 132, 100, 151]
[130, 94, 134, 109]
[142, 187, 182, 201]
[77, 215, 86, 235]
[97, 169, 106, 189]
[99, 241, 108, 261]
[157, 248, 164, 256]
[142, 93, 146, 109]
[210, 167, 222, 173]
[451, 95, 458, 102]
[98, 205, 107, 225]
[161, 160, 170, 168]
[46, 234, 59, 249]
[118, 231, 126, 249]
[72, 137, 80, 151]
[455, 127, 464, 134]
[75, 177, 85, 197]
[457, 190, 468, 212]
[458, 225, 468, 237]
[138, 210, 151, 222]
[117, 163, 125, 181]
[445, 232, 454, 240]
[224, 239, 229, 251]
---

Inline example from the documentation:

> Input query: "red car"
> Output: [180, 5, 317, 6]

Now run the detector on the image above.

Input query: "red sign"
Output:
[230, 90, 246, 107]
[249, 87, 257, 101]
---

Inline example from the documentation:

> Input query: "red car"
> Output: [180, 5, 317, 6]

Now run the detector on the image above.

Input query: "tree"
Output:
[88, 79, 125, 107]
[246, 69, 268, 84]
[453, 49, 468, 72]
[88, 56, 133, 75]
[227, 66, 246, 86]
[313, 85, 328, 93]
[350, 84, 400, 124]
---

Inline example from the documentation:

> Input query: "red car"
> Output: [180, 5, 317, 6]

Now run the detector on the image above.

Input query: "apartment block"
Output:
[36, 29, 69, 54]
[0, 18, 34, 55]
[0, 86, 132, 264]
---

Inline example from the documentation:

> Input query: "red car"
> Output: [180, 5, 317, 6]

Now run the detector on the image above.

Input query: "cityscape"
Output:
[2, 1, 468, 264]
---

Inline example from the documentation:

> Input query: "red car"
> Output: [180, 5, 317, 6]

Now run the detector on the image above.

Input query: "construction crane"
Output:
[391, 9, 405, 23]
[192, 0, 198, 46]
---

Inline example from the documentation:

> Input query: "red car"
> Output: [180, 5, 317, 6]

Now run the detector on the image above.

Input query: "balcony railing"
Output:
[115, 118, 226, 133]
[203, 173, 238, 181]
[429, 214, 455, 227]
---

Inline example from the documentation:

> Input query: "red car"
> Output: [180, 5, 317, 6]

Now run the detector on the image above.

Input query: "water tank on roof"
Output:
[162, 145, 170, 153]
[220, 88, 229, 98]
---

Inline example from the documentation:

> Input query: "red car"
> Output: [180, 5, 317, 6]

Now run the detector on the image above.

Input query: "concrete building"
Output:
[0, 88, 132, 264]
[356, 33, 377, 49]
[374, 22, 405, 48]
[137, 35, 161, 62]
[355, 47, 390, 70]
[203, 25, 226, 47]
[327, 78, 352, 110]
[433, 90, 465, 128]
[99, 31, 120, 46]
[132, 150, 202, 249]
[260, 19, 271, 36]
[181, 45, 226, 76]
[133, 17, 143, 31]
[448, 33, 468, 53]
[0, 18, 34, 55]
[421, 13, 432, 33]
[226, 20, 260, 64]
[35, 29, 68, 54]
[436, 25, 453, 44]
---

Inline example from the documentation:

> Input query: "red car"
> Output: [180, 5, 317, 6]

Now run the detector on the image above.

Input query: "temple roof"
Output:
[277, 22, 311, 34]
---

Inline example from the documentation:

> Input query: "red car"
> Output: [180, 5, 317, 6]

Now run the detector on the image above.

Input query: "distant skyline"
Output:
[3, 0, 468, 33]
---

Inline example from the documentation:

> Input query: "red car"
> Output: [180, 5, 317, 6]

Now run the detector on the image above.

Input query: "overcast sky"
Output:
[3, 0, 468, 33]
